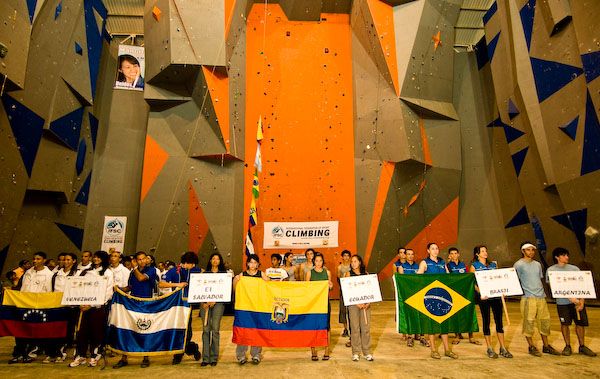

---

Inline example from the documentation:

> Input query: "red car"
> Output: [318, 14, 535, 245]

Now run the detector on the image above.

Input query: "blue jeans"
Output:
[200, 303, 224, 363]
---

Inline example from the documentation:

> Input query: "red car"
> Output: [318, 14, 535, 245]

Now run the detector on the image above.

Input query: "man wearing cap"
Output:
[513, 242, 560, 357]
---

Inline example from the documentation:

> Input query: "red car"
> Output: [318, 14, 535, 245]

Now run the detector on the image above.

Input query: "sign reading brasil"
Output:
[187, 273, 232, 303]
[548, 271, 596, 299]
[263, 221, 338, 249]
[474, 268, 523, 298]
[394, 273, 478, 334]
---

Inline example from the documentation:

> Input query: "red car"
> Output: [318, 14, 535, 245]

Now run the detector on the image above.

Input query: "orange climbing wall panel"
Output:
[244, 4, 356, 276]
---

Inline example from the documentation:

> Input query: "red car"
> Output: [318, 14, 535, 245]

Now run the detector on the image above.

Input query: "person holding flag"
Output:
[417, 243, 457, 359]
[306, 252, 333, 361]
[397, 248, 428, 348]
[447, 247, 480, 346]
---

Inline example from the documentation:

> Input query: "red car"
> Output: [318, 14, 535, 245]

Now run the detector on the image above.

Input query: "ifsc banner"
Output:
[263, 221, 338, 249]
[394, 273, 478, 335]
[101, 216, 127, 253]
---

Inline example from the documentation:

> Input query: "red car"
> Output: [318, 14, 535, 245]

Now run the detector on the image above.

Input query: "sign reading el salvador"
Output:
[263, 221, 339, 249]
[548, 271, 596, 299]
[187, 273, 232, 303]
[232, 277, 329, 347]
[474, 268, 523, 298]
[394, 273, 478, 334]
[101, 216, 127, 252]
[340, 274, 382, 306]
[107, 288, 190, 355]
[61, 276, 108, 306]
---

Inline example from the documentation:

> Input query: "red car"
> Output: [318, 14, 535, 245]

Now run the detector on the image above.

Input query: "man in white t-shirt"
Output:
[266, 253, 288, 281]
[109, 250, 130, 289]
[77, 250, 92, 271]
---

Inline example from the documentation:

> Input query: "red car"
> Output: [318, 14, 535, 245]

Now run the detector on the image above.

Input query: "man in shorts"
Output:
[546, 247, 596, 357]
[513, 242, 560, 357]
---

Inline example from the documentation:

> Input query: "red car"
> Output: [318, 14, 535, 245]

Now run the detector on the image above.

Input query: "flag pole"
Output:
[501, 294, 510, 326]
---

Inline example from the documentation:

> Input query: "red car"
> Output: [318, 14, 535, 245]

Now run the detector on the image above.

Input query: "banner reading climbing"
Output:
[233, 277, 329, 347]
[394, 273, 478, 334]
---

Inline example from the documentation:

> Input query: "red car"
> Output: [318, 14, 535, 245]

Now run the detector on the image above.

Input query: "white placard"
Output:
[101, 216, 127, 253]
[61, 276, 108, 306]
[474, 268, 523, 298]
[548, 271, 596, 299]
[187, 273, 232, 303]
[263, 221, 339, 249]
[340, 274, 382, 306]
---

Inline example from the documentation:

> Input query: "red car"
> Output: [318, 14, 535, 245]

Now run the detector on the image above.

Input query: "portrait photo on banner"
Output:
[114, 45, 145, 91]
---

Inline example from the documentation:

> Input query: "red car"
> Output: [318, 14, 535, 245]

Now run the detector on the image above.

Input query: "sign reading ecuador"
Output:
[232, 277, 329, 347]
[263, 221, 338, 249]
[187, 273, 232, 303]
[340, 274, 382, 306]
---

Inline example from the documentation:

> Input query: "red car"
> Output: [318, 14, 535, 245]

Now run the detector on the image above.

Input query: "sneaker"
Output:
[579, 345, 597, 357]
[8, 357, 22, 364]
[210, 362, 217, 366]
[499, 348, 513, 358]
[407, 337, 414, 347]
[22, 357, 34, 363]
[528, 346, 542, 357]
[562, 345, 572, 356]
[42, 356, 55, 364]
[27, 347, 38, 358]
[543, 345, 561, 356]
[193, 350, 201, 361]
[352, 354, 359, 361]
[112, 359, 128, 369]
[55, 353, 66, 363]
[141, 357, 150, 368]
[69, 356, 87, 368]
[431, 351, 441, 359]
[420, 337, 430, 347]
[342, 329, 349, 338]
[172, 355, 182, 365]
[487, 348, 498, 358]
[364, 354, 374, 361]
[88, 354, 101, 367]
[238, 357, 247, 365]
[200, 362, 209, 366]
[251, 356, 260, 365]
[445, 351, 458, 359]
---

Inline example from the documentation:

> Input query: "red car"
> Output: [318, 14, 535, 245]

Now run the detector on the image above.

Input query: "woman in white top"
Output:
[69, 251, 114, 368]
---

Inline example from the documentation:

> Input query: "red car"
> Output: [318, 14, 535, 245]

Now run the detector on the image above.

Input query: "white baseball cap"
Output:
[520, 243, 537, 250]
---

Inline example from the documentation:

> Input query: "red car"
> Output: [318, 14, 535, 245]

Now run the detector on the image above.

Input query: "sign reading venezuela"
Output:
[394, 273, 478, 334]
[232, 277, 329, 347]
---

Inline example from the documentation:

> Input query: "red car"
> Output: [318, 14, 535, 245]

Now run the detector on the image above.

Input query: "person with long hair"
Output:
[299, 248, 315, 281]
[200, 253, 228, 366]
[345, 254, 373, 361]
[159, 251, 202, 364]
[49, 252, 78, 363]
[283, 252, 297, 281]
[233, 254, 269, 364]
[116, 54, 144, 89]
[306, 252, 333, 361]
[417, 243, 456, 359]
[470, 245, 512, 358]
[69, 251, 114, 367]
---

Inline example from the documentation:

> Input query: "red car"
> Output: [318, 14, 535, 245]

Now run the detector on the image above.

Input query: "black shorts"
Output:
[557, 303, 589, 326]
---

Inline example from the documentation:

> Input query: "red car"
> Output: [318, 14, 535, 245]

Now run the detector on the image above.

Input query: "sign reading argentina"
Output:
[187, 273, 232, 303]
[61, 276, 108, 306]
[548, 271, 596, 299]
[340, 274, 382, 306]
[474, 268, 523, 298]
[263, 221, 339, 249]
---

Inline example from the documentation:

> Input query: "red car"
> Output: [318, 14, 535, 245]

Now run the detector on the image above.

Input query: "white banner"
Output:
[114, 45, 145, 91]
[340, 274, 382, 306]
[61, 276, 109, 306]
[101, 216, 127, 253]
[187, 273, 232, 303]
[474, 268, 523, 298]
[263, 221, 339, 249]
[548, 270, 596, 299]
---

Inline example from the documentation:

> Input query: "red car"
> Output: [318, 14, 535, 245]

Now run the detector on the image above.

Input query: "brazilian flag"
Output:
[394, 273, 478, 334]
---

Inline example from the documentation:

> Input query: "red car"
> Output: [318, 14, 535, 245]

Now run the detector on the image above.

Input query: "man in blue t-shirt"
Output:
[160, 251, 203, 364]
[446, 247, 479, 345]
[113, 251, 157, 369]
[546, 247, 596, 357]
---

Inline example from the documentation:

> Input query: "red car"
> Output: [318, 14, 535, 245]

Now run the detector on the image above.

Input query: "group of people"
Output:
[392, 242, 596, 360]
[1, 242, 596, 368]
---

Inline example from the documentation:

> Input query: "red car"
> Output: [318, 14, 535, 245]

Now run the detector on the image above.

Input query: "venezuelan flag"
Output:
[0, 289, 68, 339]
[233, 277, 329, 347]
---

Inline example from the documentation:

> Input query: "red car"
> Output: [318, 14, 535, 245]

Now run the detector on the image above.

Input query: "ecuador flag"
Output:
[394, 273, 478, 334]
[233, 277, 329, 347]
[0, 289, 68, 339]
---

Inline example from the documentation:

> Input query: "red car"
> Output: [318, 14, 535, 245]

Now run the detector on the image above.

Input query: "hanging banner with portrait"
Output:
[114, 45, 145, 91]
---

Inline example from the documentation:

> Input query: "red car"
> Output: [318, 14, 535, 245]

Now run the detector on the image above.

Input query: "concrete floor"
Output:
[1, 301, 599, 378]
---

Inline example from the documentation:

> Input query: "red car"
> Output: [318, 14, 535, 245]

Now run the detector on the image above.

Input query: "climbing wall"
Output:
[478, 0, 600, 285]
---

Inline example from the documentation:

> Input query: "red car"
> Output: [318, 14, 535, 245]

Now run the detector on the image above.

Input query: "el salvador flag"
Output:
[107, 289, 190, 355]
